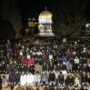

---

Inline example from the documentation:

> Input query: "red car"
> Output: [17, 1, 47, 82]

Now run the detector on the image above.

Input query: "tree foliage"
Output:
[52, 0, 88, 36]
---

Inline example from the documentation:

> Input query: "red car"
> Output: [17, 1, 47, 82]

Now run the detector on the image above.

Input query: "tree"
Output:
[1, 0, 22, 38]
[52, 0, 88, 36]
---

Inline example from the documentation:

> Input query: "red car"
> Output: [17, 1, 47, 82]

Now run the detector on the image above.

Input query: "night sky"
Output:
[18, 0, 90, 21]
[18, 0, 54, 19]
[85, 0, 90, 22]
[0, 0, 90, 22]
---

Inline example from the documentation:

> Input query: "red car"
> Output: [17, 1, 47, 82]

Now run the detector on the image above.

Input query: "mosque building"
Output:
[38, 7, 54, 36]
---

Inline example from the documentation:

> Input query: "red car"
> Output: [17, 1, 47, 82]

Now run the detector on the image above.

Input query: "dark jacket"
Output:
[58, 74, 64, 84]
[49, 72, 56, 82]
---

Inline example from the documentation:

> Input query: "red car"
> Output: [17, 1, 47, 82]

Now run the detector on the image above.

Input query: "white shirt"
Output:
[20, 51, 23, 56]
[62, 38, 67, 43]
[27, 54, 30, 59]
[55, 72, 59, 79]
[74, 57, 79, 64]
[34, 74, 41, 83]
[49, 54, 53, 60]
[26, 74, 34, 84]
[5, 74, 9, 81]
[20, 74, 27, 86]
[75, 77, 81, 87]
[83, 47, 86, 53]
[73, 51, 76, 55]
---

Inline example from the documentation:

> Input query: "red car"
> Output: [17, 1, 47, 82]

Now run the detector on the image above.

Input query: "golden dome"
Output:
[39, 10, 52, 19]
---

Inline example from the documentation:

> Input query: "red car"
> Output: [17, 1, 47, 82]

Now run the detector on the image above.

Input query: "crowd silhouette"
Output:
[0, 37, 90, 90]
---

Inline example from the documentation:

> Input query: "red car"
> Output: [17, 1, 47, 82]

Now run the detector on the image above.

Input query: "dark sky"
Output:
[85, 0, 90, 22]
[0, 0, 90, 21]
[0, 0, 90, 24]
[18, 0, 54, 19]
[18, 0, 90, 21]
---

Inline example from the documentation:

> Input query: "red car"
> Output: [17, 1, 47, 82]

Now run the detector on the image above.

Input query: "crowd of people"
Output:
[0, 37, 90, 90]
